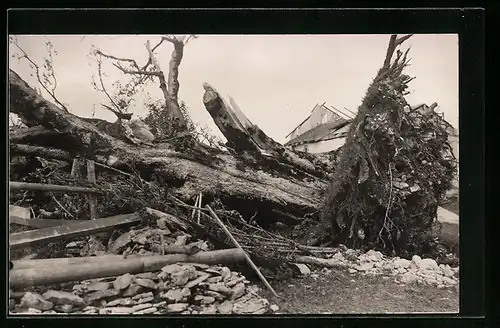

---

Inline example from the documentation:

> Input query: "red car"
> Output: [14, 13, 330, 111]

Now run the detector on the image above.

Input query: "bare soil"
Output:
[259, 268, 459, 314]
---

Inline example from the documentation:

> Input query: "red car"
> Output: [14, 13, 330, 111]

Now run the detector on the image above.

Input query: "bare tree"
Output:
[92, 35, 198, 132]
[9, 36, 69, 112]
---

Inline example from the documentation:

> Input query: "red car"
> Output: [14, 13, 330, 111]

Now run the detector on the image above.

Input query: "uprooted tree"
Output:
[9, 34, 457, 275]
[294, 35, 457, 258]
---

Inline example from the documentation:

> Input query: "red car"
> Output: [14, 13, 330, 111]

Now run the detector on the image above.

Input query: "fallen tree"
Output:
[9, 68, 330, 229]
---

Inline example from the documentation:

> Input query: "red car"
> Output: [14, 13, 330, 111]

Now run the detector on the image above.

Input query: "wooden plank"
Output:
[86, 160, 98, 220]
[9, 215, 71, 229]
[70, 158, 79, 177]
[9, 213, 140, 250]
[10, 181, 101, 194]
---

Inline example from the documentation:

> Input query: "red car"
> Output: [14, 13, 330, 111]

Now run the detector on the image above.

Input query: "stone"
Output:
[233, 296, 270, 314]
[161, 288, 191, 303]
[132, 303, 153, 312]
[310, 273, 319, 279]
[184, 273, 210, 289]
[171, 265, 197, 286]
[113, 273, 135, 290]
[135, 272, 159, 281]
[356, 262, 374, 271]
[208, 283, 233, 296]
[20, 292, 54, 311]
[166, 303, 189, 313]
[42, 290, 85, 307]
[218, 300, 234, 314]
[397, 267, 407, 274]
[99, 307, 134, 314]
[109, 231, 133, 254]
[205, 268, 221, 275]
[221, 267, 231, 280]
[161, 263, 183, 274]
[348, 268, 357, 274]
[87, 281, 112, 292]
[195, 295, 216, 305]
[359, 250, 383, 263]
[42, 310, 58, 314]
[230, 283, 246, 300]
[207, 276, 223, 283]
[82, 306, 98, 312]
[401, 272, 419, 283]
[175, 234, 189, 246]
[442, 264, 454, 277]
[270, 304, 279, 312]
[226, 277, 246, 287]
[132, 292, 154, 301]
[204, 290, 226, 301]
[190, 263, 210, 270]
[419, 258, 440, 271]
[136, 278, 157, 290]
[138, 296, 155, 304]
[121, 283, 145, 297]
[134, 307, 158, 314]
[9, 299, 16, 311]
[23, 308, 43, 314]
[411, 255, 422, 264]
[293, 263, 311, 275]
[55, 304, 74, 313]
[106, 298, 135, 307]
[200, 305, 218, 314]
[86, 289, 120, 303]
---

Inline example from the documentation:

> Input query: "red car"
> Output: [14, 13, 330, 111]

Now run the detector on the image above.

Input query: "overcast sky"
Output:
[8, 34, 458, 143]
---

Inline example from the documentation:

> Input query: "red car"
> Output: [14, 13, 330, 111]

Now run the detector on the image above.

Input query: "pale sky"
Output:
[8, 34, 458, 143]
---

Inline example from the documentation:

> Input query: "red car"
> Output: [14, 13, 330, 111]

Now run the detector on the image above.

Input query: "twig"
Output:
[11, 38, 69, 112]
[206, 205, 278, 298]
[191, 195, 200, 219]
[51, 195, 75, 219]
[378, 163, 395, 244]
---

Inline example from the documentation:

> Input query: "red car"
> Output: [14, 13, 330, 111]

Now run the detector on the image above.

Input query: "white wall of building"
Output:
[293, 137, 347, 153]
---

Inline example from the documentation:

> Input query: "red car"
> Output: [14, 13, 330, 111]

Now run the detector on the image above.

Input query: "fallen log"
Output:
[10, 213, 141, 249]
[10, 181, 101, 194]
[10, 143, 73, 162]
[10, 248, 246, 288]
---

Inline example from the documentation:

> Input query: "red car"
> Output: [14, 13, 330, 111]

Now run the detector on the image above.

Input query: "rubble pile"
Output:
[10, 263, 277, 315]
[307, 249, 459, 289]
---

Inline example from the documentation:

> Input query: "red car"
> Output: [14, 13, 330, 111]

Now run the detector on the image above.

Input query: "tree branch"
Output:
[10, 38, 69, 113]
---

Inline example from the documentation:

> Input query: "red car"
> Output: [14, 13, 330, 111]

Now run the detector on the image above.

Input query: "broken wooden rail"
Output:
[9, 181, 101, 194]
[10, 213, 141, 249]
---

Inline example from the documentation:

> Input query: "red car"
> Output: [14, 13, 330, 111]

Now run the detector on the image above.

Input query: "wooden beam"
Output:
[86, 160, 98, 220]
[9, 181, 101, 194]
[9, 213, 140, 249]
